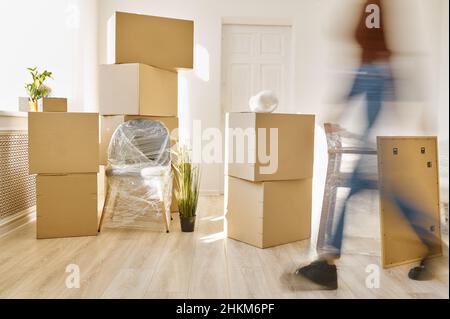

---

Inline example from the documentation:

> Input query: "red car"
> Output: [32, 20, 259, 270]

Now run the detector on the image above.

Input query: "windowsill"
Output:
[0, 111, 28, 130]
[0, 110, 28, 117]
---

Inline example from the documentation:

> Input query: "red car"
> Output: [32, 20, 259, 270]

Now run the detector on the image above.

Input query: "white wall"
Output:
[438, 0, 449, 143]
[0, 0, 99, 112]
[98, 0, 447, 194]
[438, 0, 449, 202]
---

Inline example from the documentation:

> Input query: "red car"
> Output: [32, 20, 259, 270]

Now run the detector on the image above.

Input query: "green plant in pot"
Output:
[172, 146, 200, 232]
[25, 67, 53, 112]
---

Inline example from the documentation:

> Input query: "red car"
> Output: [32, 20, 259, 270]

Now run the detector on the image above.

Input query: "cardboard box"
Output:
[226, 112, 315, 182]
[377, 137, 442, 268]
[226, 176, 312, 248]
[37, 98, 68, 112]
[36, 173, 99, 239]
[28, 112, 99, 174]
[107, 12, 194, 71]
[99, 63, 178, 116]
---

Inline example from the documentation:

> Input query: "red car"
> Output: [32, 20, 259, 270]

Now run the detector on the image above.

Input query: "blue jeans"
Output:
[327, 172, 436, 255]
[325, 63, 435, 256]
[347, 63, 394, 139]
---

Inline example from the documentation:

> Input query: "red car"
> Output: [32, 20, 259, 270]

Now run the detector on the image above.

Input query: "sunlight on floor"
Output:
[200, 231, 227, 243]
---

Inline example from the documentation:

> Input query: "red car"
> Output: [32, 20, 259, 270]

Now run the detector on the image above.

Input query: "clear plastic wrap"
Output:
[325, 124, 377, 153]
[317, 123, 379, 251]
[103, 119, 172, 230]
[324, 124, 378, 175]
[107, 119, 171, 173]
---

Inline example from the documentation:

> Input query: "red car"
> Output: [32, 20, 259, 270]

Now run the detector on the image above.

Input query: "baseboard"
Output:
[0, 206, 36, 238]
[200, 190, 223, 196]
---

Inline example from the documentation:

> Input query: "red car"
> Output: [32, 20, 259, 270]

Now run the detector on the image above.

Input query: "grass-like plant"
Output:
[25, 67, 53, 103]
[172, 146, 200, 218]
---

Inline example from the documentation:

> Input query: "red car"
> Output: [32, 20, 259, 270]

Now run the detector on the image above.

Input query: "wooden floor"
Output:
[0, 195, 448, 299]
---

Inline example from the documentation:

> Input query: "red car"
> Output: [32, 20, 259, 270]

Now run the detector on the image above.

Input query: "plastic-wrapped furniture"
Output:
[102, 119, 173, 232]
[316, 123, 378, 250]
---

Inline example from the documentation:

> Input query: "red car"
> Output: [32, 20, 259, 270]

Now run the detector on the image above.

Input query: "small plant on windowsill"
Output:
[172, 145, 201, 232]
[25, 67, 53, 112]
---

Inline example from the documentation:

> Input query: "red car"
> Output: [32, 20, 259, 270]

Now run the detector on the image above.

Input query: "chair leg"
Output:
[317, 154, 339, 250]
[99, 178, 119, 230]
[325, 153, 342, 237]
[97, 184, 111, 232]
[317, 179, 333, 249]
[325, 181, 338, 238]
[161, 201, 170, 233]
[107, 178, 120, 222]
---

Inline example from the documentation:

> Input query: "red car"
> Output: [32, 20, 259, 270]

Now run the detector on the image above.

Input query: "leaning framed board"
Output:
[377, 137, 442, 268]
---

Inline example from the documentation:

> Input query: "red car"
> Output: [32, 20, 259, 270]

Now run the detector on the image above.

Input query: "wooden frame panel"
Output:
[377, 137, 442, 268]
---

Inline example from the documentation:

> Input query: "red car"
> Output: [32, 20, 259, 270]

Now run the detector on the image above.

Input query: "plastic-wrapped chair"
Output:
[102, 119, 173, 232]
[316, 123, 378, 250]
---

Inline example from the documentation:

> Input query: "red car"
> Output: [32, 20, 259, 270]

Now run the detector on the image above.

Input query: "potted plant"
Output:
[172, 146, 201, 232]
[24, 67, 52, 112]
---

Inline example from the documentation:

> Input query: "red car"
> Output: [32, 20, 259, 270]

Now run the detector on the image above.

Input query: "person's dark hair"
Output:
[355, 0, 391, 62]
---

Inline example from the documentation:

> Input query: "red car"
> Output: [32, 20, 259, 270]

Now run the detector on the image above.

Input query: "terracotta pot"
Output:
[180, 216, 196, 232]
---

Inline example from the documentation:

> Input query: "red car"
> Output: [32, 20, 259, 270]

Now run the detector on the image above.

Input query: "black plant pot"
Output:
[180, 216, 196, 232]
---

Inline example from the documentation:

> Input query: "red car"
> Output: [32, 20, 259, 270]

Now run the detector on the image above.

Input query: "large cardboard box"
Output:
[28, 112, 99, 174]
[37, 97, 67, 112]
[99, 115, 179, 212]
[99, 64, 178, 116]
[226, 176, 312, 248]
[107, 12, 194, 71]
[36, 173, 100, 239]
[226, 112, 315, 182]
[377, 137, 442, 268]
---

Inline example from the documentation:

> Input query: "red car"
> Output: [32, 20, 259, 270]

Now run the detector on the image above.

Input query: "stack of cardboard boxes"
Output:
[225, 112, 315, 248]
[98, 12, 194, 214]
[28, 100, 106, 239]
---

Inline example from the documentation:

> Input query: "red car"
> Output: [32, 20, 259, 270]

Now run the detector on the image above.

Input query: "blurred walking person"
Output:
[289, 0, 439, 290]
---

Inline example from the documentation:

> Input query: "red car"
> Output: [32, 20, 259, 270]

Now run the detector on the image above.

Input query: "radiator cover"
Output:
[0, 131, 35, 220]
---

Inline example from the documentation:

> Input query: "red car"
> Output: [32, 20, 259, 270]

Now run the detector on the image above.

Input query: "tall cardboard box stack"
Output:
[28, 112, 102, 239]
[225, 112, 315, 248]
[99, 12, 194, 214]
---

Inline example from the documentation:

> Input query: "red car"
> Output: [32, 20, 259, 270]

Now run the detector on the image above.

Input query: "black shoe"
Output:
[408, 259, 433, 281]
[281, 260, 338, 291]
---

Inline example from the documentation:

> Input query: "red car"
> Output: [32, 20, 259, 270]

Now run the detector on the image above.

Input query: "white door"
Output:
[220, 24, 293, 193]
[221, 24, 293, 113]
